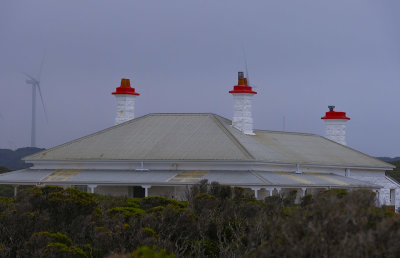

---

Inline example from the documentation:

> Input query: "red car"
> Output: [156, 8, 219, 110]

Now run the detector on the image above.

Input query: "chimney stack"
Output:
[112, 78, 140, 125]
[321, 106, 350, 145]
[229, 72, 257, 135]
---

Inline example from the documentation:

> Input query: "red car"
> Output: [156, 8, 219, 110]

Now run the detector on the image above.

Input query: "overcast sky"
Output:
[0, 0, 399, 157]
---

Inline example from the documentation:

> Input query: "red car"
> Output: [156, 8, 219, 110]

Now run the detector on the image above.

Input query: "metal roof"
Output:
[0, 169, 53, 184]
[0, 169, 382, 189]
[26, 114, 251, 161]
[248, 129, 390, 168]
[24, 113, 392, 169]
[255, 171, 378, 188]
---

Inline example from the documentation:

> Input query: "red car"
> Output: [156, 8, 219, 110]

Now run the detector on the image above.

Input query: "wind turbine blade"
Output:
[22, 72, 36, 81]
[36, 83, 48, 123]
[37, 52, 46, 81]
[22, 72, 39, 84]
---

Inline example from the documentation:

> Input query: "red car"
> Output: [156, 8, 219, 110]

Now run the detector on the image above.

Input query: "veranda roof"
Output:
[0, 169, 382, 189]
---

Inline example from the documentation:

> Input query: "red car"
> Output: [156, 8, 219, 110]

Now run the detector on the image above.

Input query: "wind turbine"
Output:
[23, 56, 48, 148]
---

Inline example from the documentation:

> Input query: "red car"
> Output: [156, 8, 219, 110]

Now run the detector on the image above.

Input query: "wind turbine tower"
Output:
[23, 71, 47, 148]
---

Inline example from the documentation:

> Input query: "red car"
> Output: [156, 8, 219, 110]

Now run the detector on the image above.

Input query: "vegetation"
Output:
[378, 157, 400, 163]
[0, 151, 398, 256]
[386, 160, 400, 183]
[0, 147, 44, 170]
[0, 182, 400, 257]
[0, 166, 13, 197]
[0, 166, 10, 174]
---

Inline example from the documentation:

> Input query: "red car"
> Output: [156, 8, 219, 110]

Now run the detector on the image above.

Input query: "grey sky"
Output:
[0, 0, 399, 157]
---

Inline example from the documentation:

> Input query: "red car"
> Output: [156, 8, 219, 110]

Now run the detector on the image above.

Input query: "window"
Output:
[390, 189, 396, 205]
[74, 185, 88, 193]
[129, 186, 145, 198]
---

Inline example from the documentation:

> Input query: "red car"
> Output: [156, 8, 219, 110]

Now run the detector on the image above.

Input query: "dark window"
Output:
[390, 189, 396, 205]
[131, 186, 145, 198]
[74, 185, 88, 193]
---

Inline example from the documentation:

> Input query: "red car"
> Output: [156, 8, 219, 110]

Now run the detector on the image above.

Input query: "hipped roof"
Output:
[25, 113, 393, 169]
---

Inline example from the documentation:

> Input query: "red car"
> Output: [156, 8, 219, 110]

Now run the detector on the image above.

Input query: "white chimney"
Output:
[112, 78, 140, 125]
[321, 106, 350, 145]
[229, 72, 257, 135]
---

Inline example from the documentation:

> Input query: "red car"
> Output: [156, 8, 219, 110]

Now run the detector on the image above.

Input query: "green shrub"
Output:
[32, 232, 73, 246]
[0, 196, 13, 213]
[0, 166, 10, 174]
[192, 193, 218, 214]
[126, 198, 141, 208]
[17, 231, 88, 258]
[45, 242, 88, 258]
[107, 207, 145, 217]
[2, 182, 400, 258]
[130, 245, 174, 258]
[24, 186, 98, 223]
[140, 196, 185, 210]
[141, 227, 159, 240]
[0, 185, 14, 197]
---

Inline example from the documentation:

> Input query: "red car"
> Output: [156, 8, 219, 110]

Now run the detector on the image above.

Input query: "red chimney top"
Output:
[112, 78, 140, 96]
[229, 72, 257, 94]
[321, 106, 350, 120]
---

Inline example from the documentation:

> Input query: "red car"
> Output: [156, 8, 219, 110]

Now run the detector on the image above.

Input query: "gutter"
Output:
[24, 158, 395, 171]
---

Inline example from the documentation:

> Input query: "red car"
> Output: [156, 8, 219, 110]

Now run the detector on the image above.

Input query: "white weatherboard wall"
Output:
[232, 93, 255, 135]
[115, 95, 137, 125]
[350, 172, 400, 211]
[324, 119, 348, 145]
[149, 186, 187, 200]
[95, 186, 129, 196]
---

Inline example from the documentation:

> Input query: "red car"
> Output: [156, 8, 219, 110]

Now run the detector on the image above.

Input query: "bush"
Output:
[0, 185, 14, 197]
[130, 245, 174, 258]
[0, 183, 399, 257]
[23, 186, 98, 223]
[140, 196, 186, 210]
[17, 231, 88, 258]
[107, 207, 146, 218]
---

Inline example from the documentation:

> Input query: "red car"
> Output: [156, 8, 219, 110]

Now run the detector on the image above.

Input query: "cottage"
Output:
[1, 73, 398, 209]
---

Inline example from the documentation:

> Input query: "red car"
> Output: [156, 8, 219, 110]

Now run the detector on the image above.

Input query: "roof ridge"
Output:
[211, 114, 255, 160]
[213, 114, 232, 124]
[23, 114, 152, 161]
[147, 113, 214, 116]
[254, 129, 317, 136]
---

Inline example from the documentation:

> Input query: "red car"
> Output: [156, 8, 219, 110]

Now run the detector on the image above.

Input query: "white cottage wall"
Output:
[349, 173, 400, 211]
[148, 186, 170, 198]
[95, 186, 129, 196]
[148, 186, 187, 200]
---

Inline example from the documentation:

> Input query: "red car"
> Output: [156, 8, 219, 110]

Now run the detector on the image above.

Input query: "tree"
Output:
[0, 166, 10, 174]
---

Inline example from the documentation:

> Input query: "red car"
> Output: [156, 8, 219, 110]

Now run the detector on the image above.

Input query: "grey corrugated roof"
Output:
[26, 114, 251, 161]
[70, 170, 178, 184]
[0, 169, 381, 188]
[203, 171, 266, 185]
[25, 113, 392, 169]
[255, 171, 379, 188]
[250, 130, 390, 168]
[0, 169, 52, 184]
